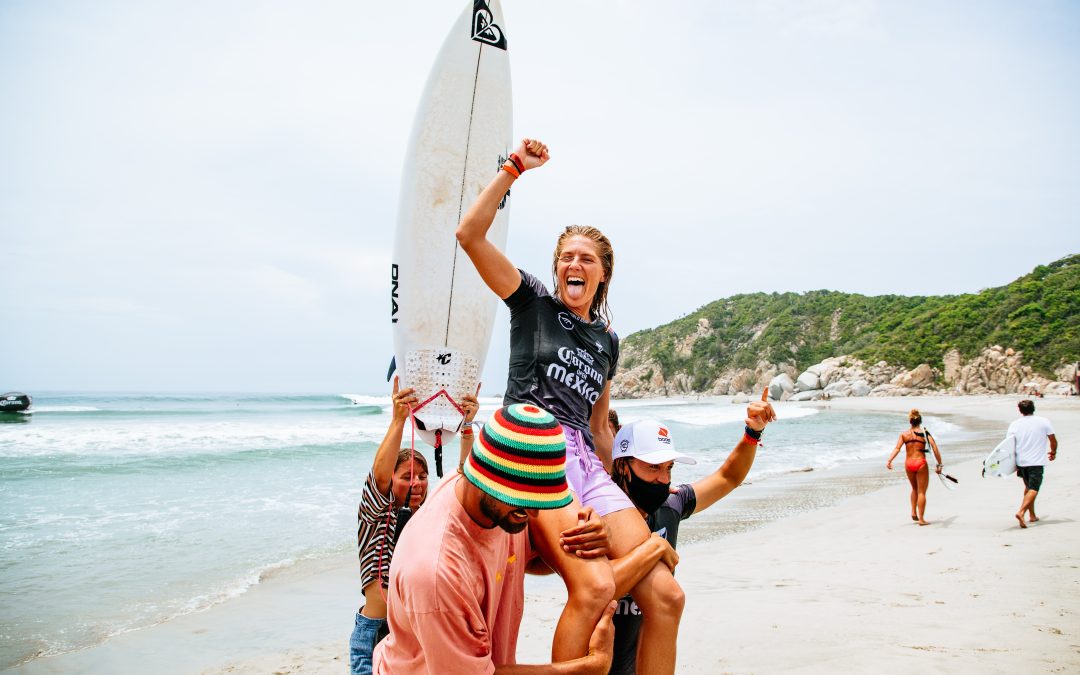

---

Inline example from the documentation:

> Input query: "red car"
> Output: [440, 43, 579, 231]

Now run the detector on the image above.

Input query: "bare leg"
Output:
[605, 507, 684, 675]
[916, 467, 930, 525]
[1016, 489, 1038, 528]
[529, 498, 616, 661]
[905, 469, 918, 521]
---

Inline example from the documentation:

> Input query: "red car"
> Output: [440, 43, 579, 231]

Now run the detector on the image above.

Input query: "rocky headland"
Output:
[611, 254, 1079, 400]
[613, 345, 1077, 400]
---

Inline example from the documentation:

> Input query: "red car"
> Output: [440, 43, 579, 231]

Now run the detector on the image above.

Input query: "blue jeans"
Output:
[349, 610, 388, 675]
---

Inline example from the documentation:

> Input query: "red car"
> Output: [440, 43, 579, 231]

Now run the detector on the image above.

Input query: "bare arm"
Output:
[690, 438, 757, 513]
[456, 138, 550, 300]
[494, 601, 615, 675]
[610, 533, 677, 598]
[457, 392, 480, 472]
[886, 435, 904, 470]
[1049, 434, 1058, 459]
[373, 377, 417, 494]
[691, 390, 775, 513]
[590, 382, 615, 473]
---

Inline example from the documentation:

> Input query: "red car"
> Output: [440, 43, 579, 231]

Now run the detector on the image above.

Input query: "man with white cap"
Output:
[606, 392, 775, 675]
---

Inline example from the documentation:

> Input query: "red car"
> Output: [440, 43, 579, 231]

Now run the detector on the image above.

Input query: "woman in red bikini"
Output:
[887, 409, 944, 525]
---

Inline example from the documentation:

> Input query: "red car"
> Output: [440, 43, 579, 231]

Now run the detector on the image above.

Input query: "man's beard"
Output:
[479, 493, 528, 534]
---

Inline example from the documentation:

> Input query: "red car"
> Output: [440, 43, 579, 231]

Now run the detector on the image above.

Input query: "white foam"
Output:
[609, 397, 694, 409]
[0, 416, 396, 458]
[340, 394, 388, 407]
[613, 401, 818, 427]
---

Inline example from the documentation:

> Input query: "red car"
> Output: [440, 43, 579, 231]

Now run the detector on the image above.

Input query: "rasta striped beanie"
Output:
[463, 404, 572, 510]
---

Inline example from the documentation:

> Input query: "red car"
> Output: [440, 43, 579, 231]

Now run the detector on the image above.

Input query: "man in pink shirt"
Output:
[374, 403, 616, 674]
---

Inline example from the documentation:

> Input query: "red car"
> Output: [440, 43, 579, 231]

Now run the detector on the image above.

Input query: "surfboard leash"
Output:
[410, 388, 467, 478]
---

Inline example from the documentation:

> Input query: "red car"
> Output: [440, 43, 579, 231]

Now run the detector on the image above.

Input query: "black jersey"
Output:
[609, 484, 697, 675]
[503, 270, 619, 448]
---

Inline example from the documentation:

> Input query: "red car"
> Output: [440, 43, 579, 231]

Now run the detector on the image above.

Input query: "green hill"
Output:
[621, 254, 1080, 390]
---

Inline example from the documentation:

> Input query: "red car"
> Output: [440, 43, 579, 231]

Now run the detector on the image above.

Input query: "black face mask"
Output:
[627, 470, 671, 513]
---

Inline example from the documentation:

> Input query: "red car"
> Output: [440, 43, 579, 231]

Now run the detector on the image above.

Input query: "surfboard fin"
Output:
[386, 356, 396, 382]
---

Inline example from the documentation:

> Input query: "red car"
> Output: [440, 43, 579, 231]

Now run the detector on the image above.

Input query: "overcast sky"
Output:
[2, 0, 1078, 394]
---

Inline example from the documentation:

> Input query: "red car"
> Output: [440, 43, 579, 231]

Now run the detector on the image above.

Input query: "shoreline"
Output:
[9, 395, 1078, 673]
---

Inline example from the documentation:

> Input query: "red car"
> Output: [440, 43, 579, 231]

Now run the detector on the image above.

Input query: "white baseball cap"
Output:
[613, 420, 697, 465]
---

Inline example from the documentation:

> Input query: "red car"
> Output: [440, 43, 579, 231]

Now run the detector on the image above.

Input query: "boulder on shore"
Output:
[794, 371, 821, 393]
[769, 373, 795, 400]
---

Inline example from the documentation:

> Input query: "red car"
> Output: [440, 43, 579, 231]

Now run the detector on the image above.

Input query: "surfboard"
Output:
[937, 472, 958, 490]
[982, 436, 1017, 477]
[390, 0, 512, 455]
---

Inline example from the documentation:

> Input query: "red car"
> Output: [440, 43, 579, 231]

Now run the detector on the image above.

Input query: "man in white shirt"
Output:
[1006, 399, 1058, 528]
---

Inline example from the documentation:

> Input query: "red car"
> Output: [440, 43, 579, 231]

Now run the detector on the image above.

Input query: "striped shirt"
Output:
[357, 470, 397, 592]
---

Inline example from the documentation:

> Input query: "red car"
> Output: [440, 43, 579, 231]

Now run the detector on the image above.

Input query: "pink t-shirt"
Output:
[373, 474, 531, 674]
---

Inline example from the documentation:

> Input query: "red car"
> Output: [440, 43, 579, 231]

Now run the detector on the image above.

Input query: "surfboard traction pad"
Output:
[405, 348, 478, 433]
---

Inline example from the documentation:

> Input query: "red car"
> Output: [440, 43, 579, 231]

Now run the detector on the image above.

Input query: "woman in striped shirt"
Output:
[348, 377, 479, 675]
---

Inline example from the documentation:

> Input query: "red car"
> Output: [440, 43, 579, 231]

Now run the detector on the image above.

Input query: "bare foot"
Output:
[918, 520, 930, 526]
[1028, 514, 1039, 523]
[1015, 513, 1027, 529]
[911, 515, 918, 522]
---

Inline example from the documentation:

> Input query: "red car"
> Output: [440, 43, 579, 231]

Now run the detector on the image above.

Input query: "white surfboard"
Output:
[982, 436, 1017, 477]
[390, 0, 512, 456]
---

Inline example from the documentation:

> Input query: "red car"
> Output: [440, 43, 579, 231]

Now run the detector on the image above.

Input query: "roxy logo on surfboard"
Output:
[471, 0, 507, 50]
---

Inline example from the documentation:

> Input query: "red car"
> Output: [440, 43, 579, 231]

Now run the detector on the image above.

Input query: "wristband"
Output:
[744, 425, 763, 440]
[742, 433, 760, 446]
[461, 427, 474, 436]
[509, 152, 526, 174]
[501, 161, 520, 178]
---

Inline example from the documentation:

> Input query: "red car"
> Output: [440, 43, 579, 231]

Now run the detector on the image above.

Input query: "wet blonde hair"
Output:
[551, 225, 615, 325]
[908, 409, 922, 427]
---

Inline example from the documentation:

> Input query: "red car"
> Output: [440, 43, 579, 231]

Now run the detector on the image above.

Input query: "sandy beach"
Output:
[12, 395, 1078, 674]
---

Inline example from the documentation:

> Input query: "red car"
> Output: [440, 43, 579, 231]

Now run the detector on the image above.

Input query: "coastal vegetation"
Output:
[621, 254, 1080, 391]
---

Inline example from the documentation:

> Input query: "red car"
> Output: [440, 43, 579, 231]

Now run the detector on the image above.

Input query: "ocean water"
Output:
[0, 392, 974, 669]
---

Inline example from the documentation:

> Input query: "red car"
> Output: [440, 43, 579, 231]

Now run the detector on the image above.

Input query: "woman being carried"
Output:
[456, 138, 684, 674]
[887, 408, 944, 526]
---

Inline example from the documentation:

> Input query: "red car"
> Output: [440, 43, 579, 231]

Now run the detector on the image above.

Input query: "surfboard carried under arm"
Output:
[390, 0, 512, 454]
[983, 436, 1017, 477]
